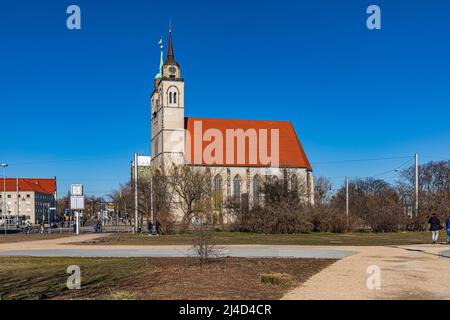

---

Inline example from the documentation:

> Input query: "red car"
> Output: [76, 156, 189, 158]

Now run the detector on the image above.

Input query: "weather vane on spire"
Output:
[158, 36, 163, 50]
[169, 19, 173, 32]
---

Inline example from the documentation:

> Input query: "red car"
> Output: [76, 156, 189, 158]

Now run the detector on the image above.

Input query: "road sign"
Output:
[70, 196, 85, 210]
[71, 184, 83, 196]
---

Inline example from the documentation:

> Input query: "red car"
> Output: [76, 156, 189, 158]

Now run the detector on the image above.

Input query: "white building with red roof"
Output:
[150, 29, 313, 224]
[0, 178, 57, 225]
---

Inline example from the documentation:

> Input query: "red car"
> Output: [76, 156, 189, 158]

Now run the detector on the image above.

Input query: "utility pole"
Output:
[1, 163, 8, 235]
[75, 211, 80, 235]
[46, 204, 51, 234]
[345, 176, 349, 228]
[415, 153, 419, 217]
[16, 177, 19, 226]
[133, 153, 139, 234]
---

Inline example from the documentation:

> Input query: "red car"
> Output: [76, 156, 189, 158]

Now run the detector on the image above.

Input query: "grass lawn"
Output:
[84, 231, 438, 246]
[0, 233, 72, 244]
[0, 256, 335, 300]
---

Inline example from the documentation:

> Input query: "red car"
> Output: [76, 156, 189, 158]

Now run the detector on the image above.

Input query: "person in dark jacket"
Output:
[445, 215, 450, 245]
[155, 219, 161, 236]
[148, 220, 153, 237]
[427, 213, 441, 244]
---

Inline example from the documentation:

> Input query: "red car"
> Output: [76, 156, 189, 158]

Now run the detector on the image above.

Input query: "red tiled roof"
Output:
[0, 178, 56, 194]
[184, 117, 312, 170]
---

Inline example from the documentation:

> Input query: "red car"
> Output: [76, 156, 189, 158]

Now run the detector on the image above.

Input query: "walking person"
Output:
[155, 219, 161, 236]
[148, 220, 153, 237]
[25, 221, 31, 234]
[427, 213, 441, 244]
[446, 214, 450, 245]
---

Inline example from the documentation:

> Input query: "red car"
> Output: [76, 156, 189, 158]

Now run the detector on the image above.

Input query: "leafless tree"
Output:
[169, 165, 213, 232]
[232, 169, 313, 233]
[189, 216, 224, 266]
[397, 160, 450, 230]
[333, 178, 406, 232]
[314, 176, 333, 205]
[109, 182, 133, 225]
[151, 169, 176, 233]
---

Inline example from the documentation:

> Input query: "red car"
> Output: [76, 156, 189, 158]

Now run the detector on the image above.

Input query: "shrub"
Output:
[234, 203, 313, 234]
[108, 290, 137, 300]
[260, 273, 293, 287]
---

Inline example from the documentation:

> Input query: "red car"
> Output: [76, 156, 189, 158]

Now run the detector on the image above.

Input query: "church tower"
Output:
[150, 27, 185, 170]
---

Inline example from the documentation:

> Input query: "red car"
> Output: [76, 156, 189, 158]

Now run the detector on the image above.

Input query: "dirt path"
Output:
[282, 244, 450, 300]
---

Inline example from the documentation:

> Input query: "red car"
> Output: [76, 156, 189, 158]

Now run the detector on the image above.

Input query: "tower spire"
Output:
[163, 21, 179, 67]
[167, 23, 174, 62]
[154, 37, 164, 79]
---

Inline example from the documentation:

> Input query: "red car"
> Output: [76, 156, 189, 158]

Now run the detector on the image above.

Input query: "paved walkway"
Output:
[283, 244, 450, 300]
[0, 234, 353, 259]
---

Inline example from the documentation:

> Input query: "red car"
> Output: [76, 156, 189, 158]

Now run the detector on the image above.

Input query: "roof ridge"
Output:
[185, 116, 293, 123]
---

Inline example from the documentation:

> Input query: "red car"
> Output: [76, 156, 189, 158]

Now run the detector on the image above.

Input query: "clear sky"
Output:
[1, 0, 449, 198]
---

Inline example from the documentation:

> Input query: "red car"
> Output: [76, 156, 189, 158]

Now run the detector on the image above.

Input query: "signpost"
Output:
[70, 184, 84, 235]
[48, 207, 56, 234]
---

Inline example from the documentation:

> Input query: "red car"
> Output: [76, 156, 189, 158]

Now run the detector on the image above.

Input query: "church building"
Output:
[150, 28, 313, 223]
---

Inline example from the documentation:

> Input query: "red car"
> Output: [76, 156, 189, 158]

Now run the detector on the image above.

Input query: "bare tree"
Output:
[333, 178, 406, 232]
[109, 182, 133, 225]
[189, 216, 224, 266]
[397, 160, 450, 230]
[314, 176, 333, 205]
[232, 169, 313, 233]
[151, 169, 176, 233]
[169, 165, 213, 232]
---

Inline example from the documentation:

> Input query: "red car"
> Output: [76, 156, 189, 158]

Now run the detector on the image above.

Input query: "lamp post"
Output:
[1, 163, 8, 235]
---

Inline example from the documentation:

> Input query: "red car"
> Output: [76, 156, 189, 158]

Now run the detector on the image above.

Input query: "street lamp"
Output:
[1, 163, 8, 235]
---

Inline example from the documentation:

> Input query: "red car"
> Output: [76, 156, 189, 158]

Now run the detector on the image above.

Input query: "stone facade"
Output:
[149, 29, 314, 224]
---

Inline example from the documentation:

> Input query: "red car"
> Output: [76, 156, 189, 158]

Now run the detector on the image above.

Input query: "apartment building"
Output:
[0, 178, 57, 225]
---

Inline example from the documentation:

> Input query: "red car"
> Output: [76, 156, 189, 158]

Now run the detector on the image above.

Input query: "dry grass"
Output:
[0, 256, 335, 300]
[84, 231, 439, 246]
[260, 273, 293, 287]
[108, 290, 138, 300]
[0, 233, 71, 243]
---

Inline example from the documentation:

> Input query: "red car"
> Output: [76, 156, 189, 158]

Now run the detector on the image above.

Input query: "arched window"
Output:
[253, 175, 261, 206]
[167, 87, 179, 107]
[291, 175, 298, 191]
[233, 175, 241, 205]
[213, 175, 223, 210]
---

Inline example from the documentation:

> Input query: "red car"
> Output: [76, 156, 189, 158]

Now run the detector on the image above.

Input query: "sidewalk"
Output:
[282, 244, 450, 300]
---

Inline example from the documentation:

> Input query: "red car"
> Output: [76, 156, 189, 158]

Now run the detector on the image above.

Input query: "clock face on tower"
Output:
[169, 66, 177, 74]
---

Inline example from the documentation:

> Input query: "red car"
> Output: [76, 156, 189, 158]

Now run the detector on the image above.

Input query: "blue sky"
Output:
[1, 0, 449, 197]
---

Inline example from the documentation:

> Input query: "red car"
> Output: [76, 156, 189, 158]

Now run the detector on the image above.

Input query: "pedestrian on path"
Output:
[148, 220, 153, 237]
[155, 219, 161, 236]
[445, 215, 450, 245]
[427, 213, 441, 244]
